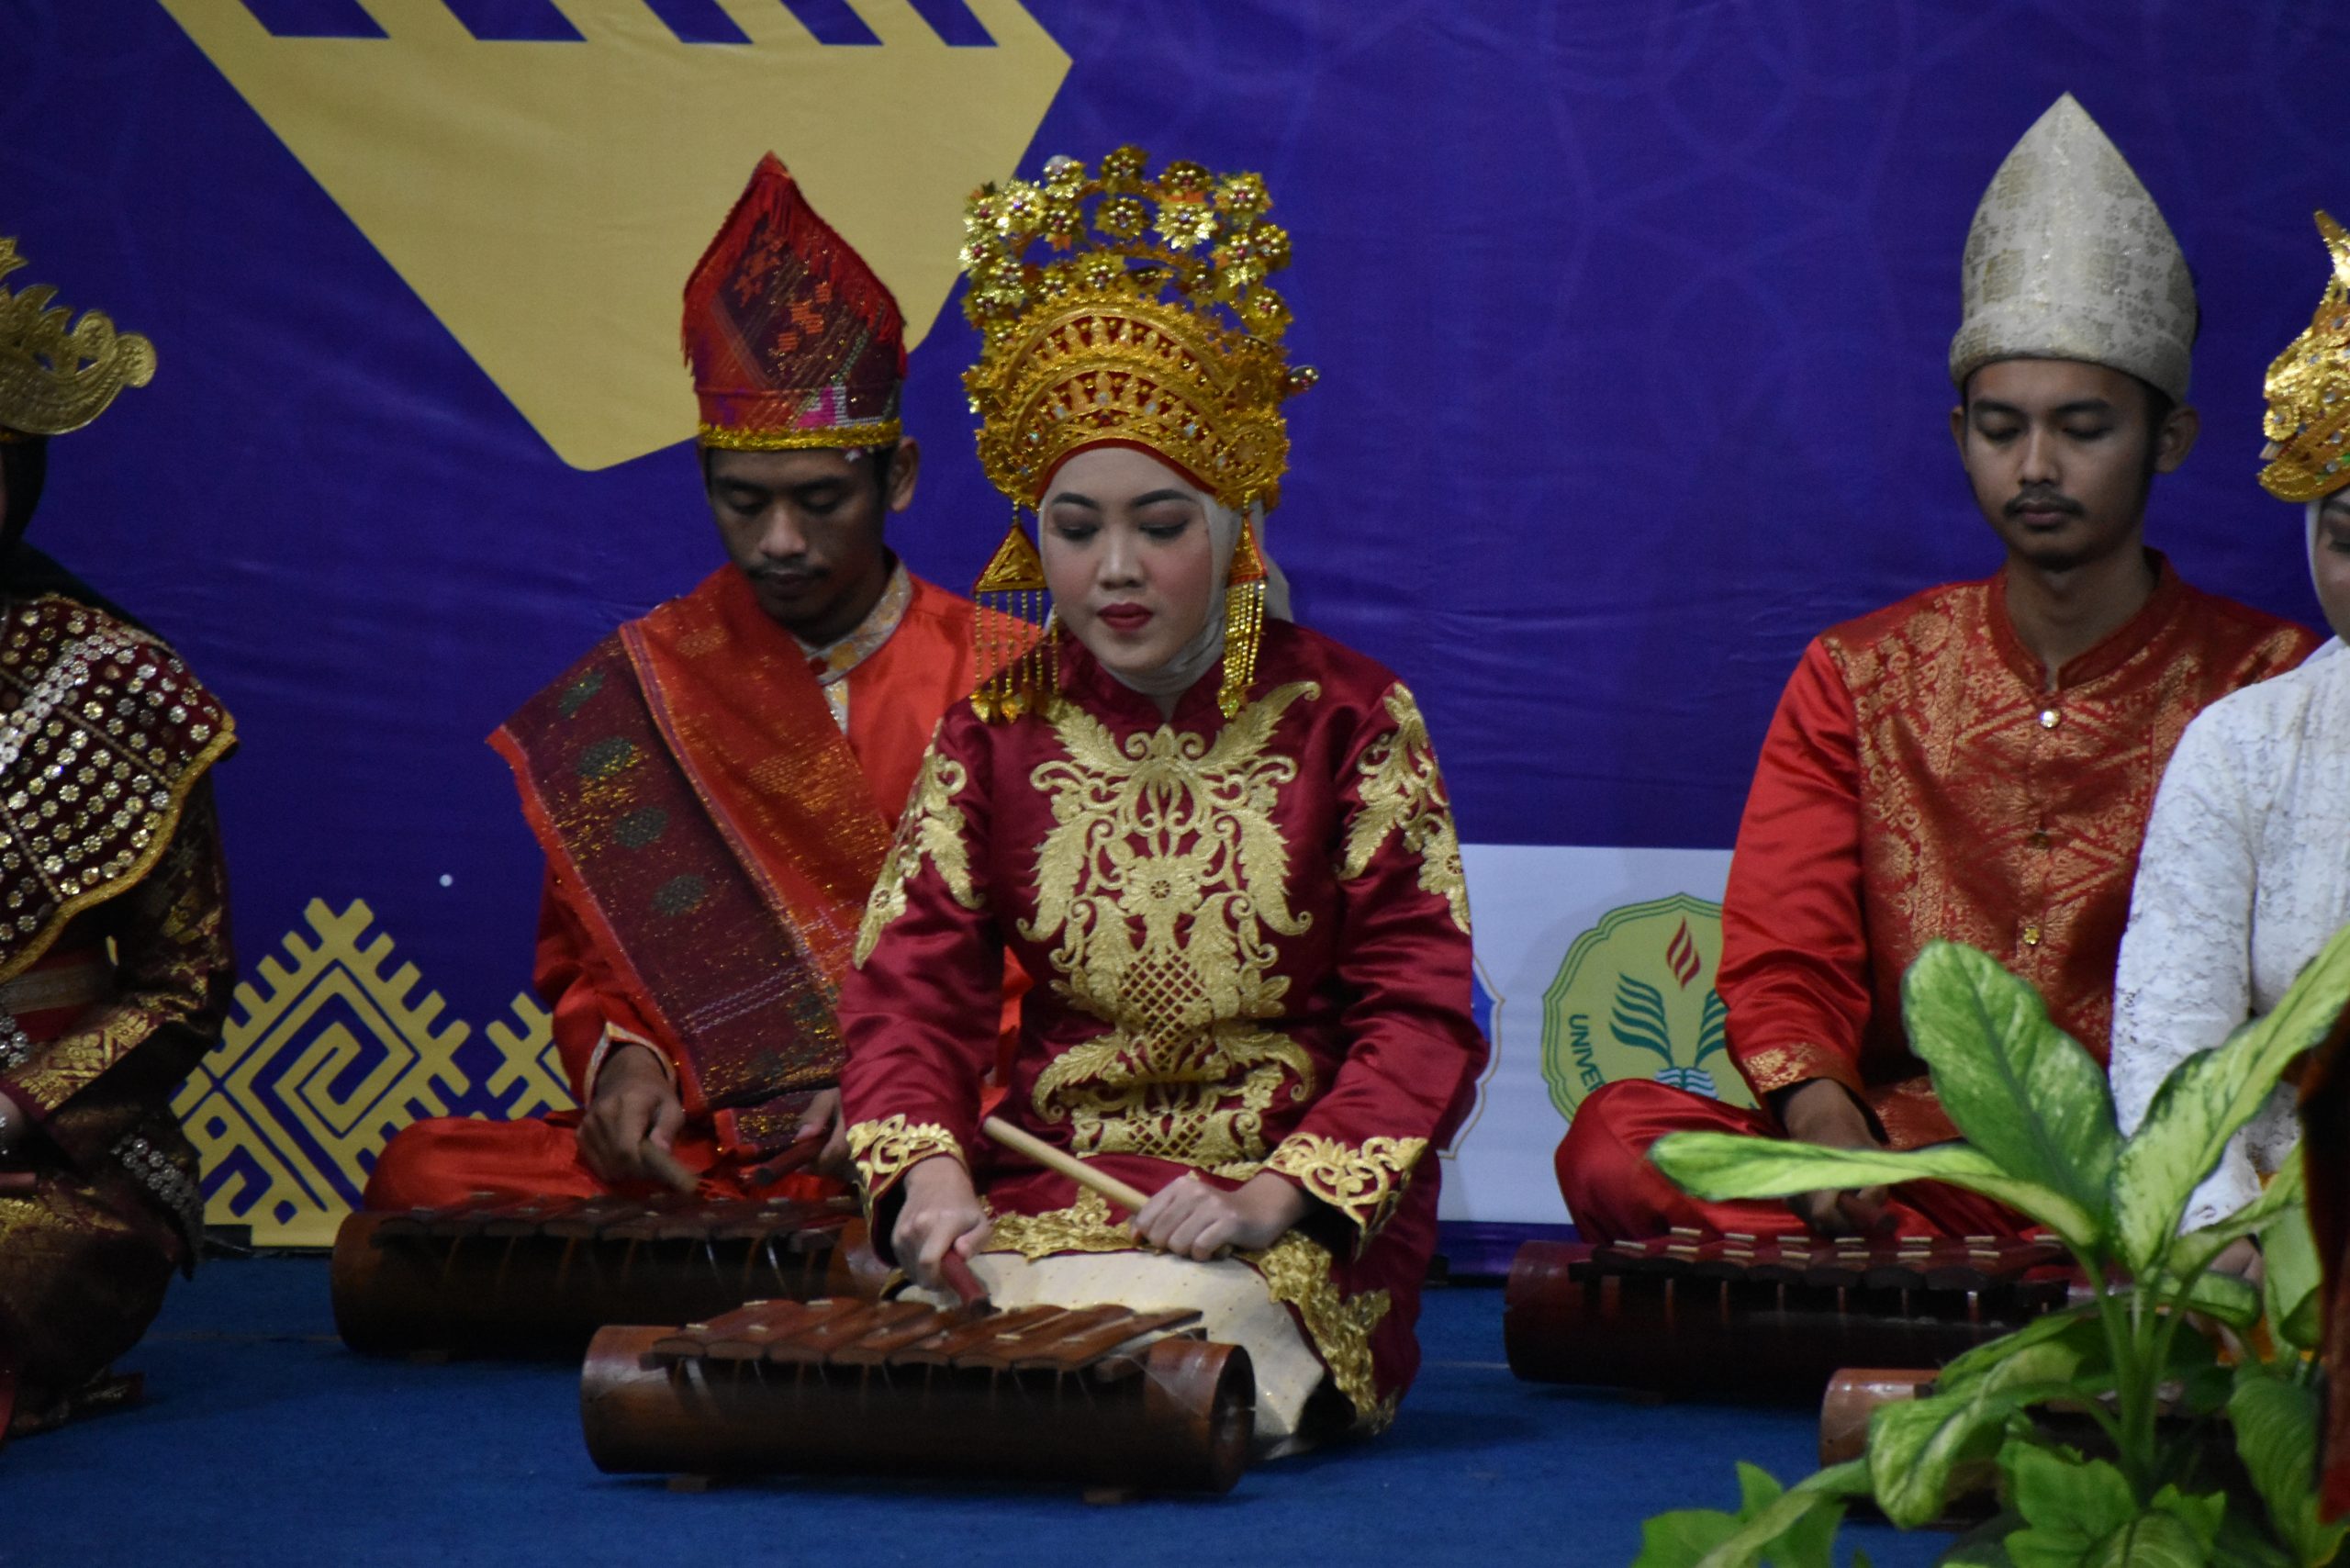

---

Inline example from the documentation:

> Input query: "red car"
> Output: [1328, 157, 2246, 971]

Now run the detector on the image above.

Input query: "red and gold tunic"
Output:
[1557, 558, 2315, 1245]
[839, 619, 1486, 1430]
[1721, 557, 2315, 1147]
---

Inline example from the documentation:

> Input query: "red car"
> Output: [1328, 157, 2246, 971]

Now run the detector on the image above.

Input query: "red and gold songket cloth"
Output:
[839, 621, 1487, 1433]
[0, 593, 234, 1427]
[1558, 558, 2317, 1242]
[365, 564, 981, 1206]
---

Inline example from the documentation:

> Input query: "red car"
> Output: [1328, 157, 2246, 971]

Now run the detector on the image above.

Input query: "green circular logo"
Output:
[1539, 892, 1752, 1126]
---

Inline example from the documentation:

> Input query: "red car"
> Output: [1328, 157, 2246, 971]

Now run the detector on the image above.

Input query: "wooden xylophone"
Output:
[1504, 1229, 2077, 1404]
[580, 1296, 1256, 1493]
[330, 1194, 889, 1359]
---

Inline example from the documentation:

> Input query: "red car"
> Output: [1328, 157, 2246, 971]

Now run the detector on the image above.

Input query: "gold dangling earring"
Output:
[971, 503, 1050, 722]
[1217, 515, 1268, 719]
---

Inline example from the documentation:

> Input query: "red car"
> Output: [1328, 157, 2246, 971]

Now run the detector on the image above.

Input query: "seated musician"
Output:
[2110, 211, 2350, 1250]
[837, 149, 1488, 1450]
[1555, 95, 2318, 1243]
[367, 155, 990, 1208]
[0, 236, 234, 1435]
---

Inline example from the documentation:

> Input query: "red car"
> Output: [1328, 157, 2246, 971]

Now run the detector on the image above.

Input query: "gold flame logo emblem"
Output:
[159, 1, 1071, 469]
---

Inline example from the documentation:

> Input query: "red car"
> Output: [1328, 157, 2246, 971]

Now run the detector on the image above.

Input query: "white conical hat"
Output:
[1949, 94, 2196, 403]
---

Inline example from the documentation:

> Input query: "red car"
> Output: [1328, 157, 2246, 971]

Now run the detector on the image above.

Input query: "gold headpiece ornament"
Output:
[0, 237, 155, 442]
[2259, 211, 2350, 502]
[959, 148, 1314, 722]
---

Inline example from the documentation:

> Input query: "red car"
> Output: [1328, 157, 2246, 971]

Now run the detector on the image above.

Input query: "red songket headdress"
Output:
[682, 154, 905, 452]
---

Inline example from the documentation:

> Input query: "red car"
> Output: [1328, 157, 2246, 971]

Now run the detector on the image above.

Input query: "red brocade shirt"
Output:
[1719, 556, 2317, 1149]
[839, 620, 1487, 1428]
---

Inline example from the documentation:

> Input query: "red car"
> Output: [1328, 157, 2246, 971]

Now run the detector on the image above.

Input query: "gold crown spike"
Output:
[2259, 211, 2350, 502]
[960, 148, 1317, 513]
[0, 238, 156, 437]
[971, 517, 1053, 723]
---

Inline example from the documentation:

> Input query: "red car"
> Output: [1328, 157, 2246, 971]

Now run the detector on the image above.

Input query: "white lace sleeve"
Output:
[2109, 705, 2261, 1227]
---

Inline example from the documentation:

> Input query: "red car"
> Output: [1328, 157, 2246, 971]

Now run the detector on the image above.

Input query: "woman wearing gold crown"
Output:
[2109, 211, 2350, 1251]
[836, 150, 1487, 1448]
[0, 237, 234, 1439]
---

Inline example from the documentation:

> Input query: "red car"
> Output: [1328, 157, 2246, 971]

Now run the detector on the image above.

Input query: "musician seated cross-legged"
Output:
[365, 156, 1002, 1211]
[1555, 97, 2318, 1245]
[838, 149, 1488, 1456]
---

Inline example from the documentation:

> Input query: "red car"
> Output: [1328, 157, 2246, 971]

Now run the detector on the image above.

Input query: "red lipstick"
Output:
[1096, 602, 1154, 633]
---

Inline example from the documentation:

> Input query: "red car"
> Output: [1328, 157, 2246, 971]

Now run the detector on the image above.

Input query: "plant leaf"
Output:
[2000, 1441, 2141, 1565]
[2176, 1151, 2307, 1275]
[1692, 1462, 1868, 1568]
[2140, 1268, 2262, 1329]
[2261, 1203, 2324, 1354]
[1649, 1132, 2101, 1256]
[1900, 942, 2120, 1241]
[1632, 1462, 1870, 1568]
[2112, 924, 2350, 1278]
[1867, 1345, 2087, 1529]
[2230, 1364, 2349, 1566]
[1932, 1306, 2104, 1396]
[2077, 1513, 2209, 1568]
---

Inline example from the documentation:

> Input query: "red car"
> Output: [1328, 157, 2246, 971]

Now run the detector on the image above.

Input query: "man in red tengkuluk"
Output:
[1555, 95, 2321, 1243]
[367, 155, 997, 1208]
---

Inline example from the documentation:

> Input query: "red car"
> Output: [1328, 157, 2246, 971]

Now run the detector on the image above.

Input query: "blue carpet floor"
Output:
[0, 1258, 1956, 1567]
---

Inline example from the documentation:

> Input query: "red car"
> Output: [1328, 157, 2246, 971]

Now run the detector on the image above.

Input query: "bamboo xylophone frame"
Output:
[1505, 1231, 2077, 1405]
[579, 1297, 1258, 1493]
[330, 1194, 890, 1358]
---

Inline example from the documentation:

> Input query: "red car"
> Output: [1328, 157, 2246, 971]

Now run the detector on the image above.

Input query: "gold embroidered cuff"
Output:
[1735, 1041, 1863, 1105]
[845, 1114, 966, 1199]
[1265, 1133, 1427, 1249]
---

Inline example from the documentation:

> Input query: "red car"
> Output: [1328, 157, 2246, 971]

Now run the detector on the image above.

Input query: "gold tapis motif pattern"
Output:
[1024, 682, 1321, 1174]
[1339, 684, 1470, 935]
[1265, 1133, 1427, 1246]
[170, 898, 570, 1247]
[855, 747, 978, 966]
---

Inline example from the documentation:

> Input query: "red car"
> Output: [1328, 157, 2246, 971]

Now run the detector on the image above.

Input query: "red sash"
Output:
[492, 572, 893, 1157]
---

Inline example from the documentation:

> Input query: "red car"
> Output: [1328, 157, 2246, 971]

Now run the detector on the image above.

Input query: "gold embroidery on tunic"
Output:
[979, 1187, 1135, 1257]
[1339, 685, 1470, 934]
[980, 1190, 1393, 1428]
[854, 747, 979, 967]
[1256, 1231, 1392, 1426]
[1024, 682, 1321, 1174]
[1266, 1133, 1427, 1242]
[845, 1114, 963, 1193]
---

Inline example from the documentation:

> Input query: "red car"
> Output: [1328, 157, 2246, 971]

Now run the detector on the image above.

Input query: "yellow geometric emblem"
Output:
[1538, 892, 1753, 1127]
[157, 1, 1072, 470]
[172, 898, 574, 1246]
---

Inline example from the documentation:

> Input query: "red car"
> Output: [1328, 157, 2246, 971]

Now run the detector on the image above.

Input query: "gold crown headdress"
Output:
[2260, 212, 2350, 502]
[959, 148, 1314, 722]
[0, 238, 155, 442]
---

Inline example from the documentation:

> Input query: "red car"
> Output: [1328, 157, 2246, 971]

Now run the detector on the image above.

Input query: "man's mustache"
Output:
[746, 561, 821, 582]
[2006, 488, 2083, 517]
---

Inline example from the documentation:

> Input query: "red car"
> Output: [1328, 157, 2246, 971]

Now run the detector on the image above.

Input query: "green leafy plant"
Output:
[1628, 927, 2350, 1568]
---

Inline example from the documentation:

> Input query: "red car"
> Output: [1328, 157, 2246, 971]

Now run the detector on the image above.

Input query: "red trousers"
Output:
[1554, 1079, 2027, 1244]
[362, 1112, 830, 1209]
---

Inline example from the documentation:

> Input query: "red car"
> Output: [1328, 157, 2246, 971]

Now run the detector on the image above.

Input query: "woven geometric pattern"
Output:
[170, 898, 571, 1247]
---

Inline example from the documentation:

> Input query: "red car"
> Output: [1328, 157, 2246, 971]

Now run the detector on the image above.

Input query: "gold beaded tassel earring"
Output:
[971, 508, 1055, 722]
[1216, 515, 1269, 719]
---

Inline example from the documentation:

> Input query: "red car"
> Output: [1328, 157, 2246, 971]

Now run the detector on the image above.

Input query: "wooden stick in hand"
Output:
[980, 1115, 1150, 1215]
[639, 1141, 699, 1196]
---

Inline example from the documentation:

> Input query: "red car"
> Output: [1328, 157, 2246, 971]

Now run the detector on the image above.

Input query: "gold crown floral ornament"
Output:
[2259, 211, 2350, 502]
[959, 147, 1316, 722]
[0, 237, 155, 442]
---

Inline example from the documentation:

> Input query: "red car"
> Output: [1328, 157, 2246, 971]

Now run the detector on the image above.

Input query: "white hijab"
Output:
[1087, 483, 1292, 703]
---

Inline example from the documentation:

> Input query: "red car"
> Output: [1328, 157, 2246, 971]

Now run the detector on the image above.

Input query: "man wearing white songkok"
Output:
[2112, 212, 2350, 1235]
[1559, 95, 2318, 1243]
